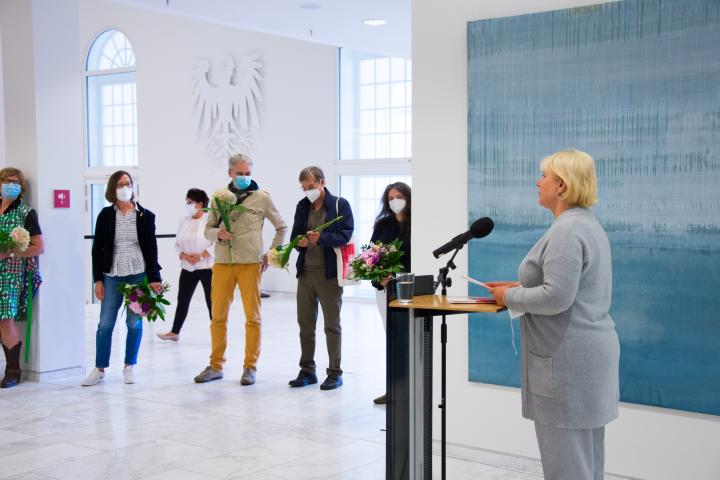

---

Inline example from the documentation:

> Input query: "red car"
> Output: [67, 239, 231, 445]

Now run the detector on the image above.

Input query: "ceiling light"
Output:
[299, 3, 322, 9]
[363, 19, 387, 26]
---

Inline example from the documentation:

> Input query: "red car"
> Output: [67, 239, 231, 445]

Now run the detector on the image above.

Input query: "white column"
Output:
[0, 26, 6, 169]
[1, 0, 85, 379]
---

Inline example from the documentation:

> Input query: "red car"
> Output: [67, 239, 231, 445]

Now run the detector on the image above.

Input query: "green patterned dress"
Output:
[0, 203, 42, 321]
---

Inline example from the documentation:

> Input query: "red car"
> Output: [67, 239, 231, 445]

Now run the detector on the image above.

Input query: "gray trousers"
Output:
[535, 422, 605, 480]
[296, 266, 343, 376]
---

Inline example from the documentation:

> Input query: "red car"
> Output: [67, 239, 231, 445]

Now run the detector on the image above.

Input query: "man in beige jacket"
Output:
[194, 154, 287, 386]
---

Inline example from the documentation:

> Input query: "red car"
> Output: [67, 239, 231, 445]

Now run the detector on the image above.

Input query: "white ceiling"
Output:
[108, 0, 411, 57]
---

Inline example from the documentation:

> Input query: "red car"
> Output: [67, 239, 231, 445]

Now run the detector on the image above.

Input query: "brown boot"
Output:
[1, 342, 22, 388]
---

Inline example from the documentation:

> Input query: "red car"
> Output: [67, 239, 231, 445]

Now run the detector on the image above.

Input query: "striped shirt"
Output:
[108, 205, 145, 277]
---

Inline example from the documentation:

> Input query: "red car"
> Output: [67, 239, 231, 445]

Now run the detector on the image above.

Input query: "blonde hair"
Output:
[0, 167, 26, 199]
[540, 149, 599, 208]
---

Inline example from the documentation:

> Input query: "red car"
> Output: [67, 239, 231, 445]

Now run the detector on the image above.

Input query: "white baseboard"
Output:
[22, 366, 85, 382]
[438, 440, 642, 479]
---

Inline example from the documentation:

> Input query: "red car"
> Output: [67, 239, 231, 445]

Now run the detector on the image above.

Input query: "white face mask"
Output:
[305, 188, 321, 203]
[185, 203, 199, 216]
[116, 186, 133, 202]
[389, 198, 407, 214]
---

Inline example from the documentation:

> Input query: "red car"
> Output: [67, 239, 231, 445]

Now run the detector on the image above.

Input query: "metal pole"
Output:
[440, 314, 447, 480]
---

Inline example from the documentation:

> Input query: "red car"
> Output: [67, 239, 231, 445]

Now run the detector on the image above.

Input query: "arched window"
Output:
[85, 30, 137, 167]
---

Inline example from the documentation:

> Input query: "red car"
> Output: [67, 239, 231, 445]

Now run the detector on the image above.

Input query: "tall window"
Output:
[83, 30, 138, 303]
[338, 48, 412, 298]
[85, 30, 137, 167]
[340, 49, 412, 160]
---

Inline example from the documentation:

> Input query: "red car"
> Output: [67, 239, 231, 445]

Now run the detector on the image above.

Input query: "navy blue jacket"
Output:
[92, 203, 162, 283]
[291, 189, 354, 279]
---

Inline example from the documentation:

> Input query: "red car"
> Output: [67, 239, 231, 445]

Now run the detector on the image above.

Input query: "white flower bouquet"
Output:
[0, 226, 31, 254]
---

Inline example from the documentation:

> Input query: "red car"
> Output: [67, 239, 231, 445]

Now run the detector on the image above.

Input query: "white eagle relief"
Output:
[192, 53, 263, 164]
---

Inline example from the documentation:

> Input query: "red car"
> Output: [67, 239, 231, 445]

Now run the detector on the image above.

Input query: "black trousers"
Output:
[172, 268, 212, 334]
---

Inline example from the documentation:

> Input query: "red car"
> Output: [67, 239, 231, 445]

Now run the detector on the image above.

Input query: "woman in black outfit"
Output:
[370, 181, 411, 405]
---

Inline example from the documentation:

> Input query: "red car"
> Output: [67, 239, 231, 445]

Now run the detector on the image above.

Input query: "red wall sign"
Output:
[53, 190, 70, 208]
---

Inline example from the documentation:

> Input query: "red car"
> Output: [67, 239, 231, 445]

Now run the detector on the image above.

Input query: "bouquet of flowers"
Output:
[349, 240, 405, 283]
[204, 188, 248, 233]
[267, 216, 344, 270]
[0, 226, 31, 254]
[118, 277, 171, 322]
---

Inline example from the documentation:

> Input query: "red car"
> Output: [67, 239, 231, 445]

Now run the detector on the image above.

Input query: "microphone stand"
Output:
[432, 245, 462, 480]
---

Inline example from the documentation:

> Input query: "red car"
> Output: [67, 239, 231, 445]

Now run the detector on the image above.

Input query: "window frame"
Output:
[339, 48, 412, 163]
[83, 29, 139, 170]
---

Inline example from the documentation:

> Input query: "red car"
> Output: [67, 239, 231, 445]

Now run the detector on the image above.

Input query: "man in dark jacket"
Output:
[288, 166, 354, 390]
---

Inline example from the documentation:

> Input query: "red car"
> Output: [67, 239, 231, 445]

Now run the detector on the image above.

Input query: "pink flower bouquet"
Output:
[349, 240, 405, 283]
[118, 278, 171, 322]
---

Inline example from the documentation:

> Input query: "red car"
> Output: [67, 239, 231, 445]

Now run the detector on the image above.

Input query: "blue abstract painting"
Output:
[467, 0, 720, 415]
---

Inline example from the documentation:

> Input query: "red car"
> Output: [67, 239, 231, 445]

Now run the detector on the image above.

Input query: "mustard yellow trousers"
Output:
[209, 263, 262, 371]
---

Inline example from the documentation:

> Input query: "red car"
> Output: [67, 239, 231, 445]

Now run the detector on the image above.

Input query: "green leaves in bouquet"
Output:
[349, 239, 405, 282]
[268, 216, 344, 270]
[0, 230, 10, 252]
[203, 198, 248, 233]
[117, 278, 172, 322]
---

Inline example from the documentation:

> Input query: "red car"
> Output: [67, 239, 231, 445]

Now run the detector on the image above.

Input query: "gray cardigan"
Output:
[505, 208, 620, 429]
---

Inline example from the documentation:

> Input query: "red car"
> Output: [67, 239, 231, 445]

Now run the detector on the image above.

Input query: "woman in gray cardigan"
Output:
[488, 149, 620, 480]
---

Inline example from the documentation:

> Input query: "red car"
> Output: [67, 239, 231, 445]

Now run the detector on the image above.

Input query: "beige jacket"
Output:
[204, 187, 287, 264]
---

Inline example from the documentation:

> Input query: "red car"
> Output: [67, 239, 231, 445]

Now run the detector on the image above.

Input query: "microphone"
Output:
[432, 217, 494, 258]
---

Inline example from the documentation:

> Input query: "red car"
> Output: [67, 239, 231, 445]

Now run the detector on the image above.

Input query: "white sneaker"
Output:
[123, 366, 135, 384]
[82, 368, 105, 386]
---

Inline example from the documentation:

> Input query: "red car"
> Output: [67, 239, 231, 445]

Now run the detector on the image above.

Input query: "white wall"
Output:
[1, 0, 336, 374]
[0, 25, 5, 169]
[0, 0, 86, 377]
[76, 0, 338, 294]
[412, 1, 720, 479]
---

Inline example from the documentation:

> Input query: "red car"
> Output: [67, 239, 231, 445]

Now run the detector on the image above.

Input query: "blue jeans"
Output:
[95, 273, 145, 368]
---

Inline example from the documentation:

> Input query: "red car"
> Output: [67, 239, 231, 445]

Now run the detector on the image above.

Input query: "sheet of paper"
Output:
[460, 273, 490, 290]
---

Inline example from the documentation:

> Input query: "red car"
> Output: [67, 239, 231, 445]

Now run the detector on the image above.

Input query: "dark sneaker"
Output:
[320, 375, 343, 390]
[288, 370, 318, 388]
[373, 393, 387, 404]
[240, 368, 256, 386]
[194, 366, 223, 383]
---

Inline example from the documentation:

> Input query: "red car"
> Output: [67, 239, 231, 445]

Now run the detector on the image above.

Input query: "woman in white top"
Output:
[158, 189, 213, 341]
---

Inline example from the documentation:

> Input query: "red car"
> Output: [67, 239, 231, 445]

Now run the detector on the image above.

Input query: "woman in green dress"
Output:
[0, 167, 43, 388]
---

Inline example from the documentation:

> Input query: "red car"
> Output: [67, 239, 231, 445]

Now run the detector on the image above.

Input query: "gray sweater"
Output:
[505, 208, 620, 429]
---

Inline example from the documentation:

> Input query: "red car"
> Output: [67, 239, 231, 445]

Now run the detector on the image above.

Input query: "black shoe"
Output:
[288, 370, 318, 387]
[320, 375, 343, 390]
[373, 393, 387, 404]
[261, 291, 270, 298]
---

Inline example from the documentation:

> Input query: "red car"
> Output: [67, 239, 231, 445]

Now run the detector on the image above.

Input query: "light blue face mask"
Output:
[235, 175, 252, 190]
[1, 183, 21, 200]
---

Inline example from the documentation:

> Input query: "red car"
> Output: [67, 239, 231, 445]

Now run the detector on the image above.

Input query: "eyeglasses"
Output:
[1, 179, 21, 185]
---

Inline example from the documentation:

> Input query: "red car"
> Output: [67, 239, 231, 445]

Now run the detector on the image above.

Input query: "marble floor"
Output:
[0, 293, 539, 480]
